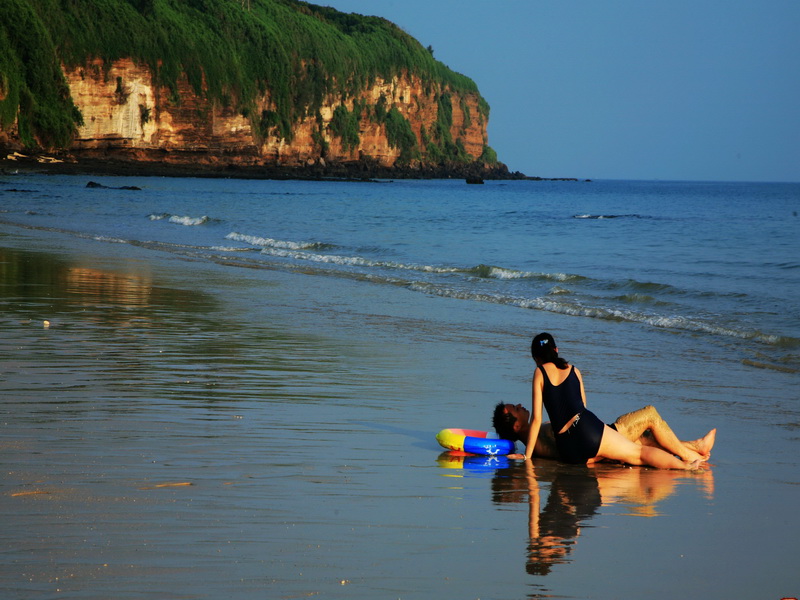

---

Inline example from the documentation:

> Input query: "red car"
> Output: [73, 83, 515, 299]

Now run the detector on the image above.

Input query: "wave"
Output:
[210, 246, 256, 252]
[742, 359, 799, 374]
[256, 245, 460, 273]
[611, 279, 676, 293]
[226, 231, 590, 284]
[226, 231, 335, 251]
[5, 215, 794, 352]
[149, 213, 210, 226]
[407, 282, 798, 347]
[772, 261, 800, 271]
[465, 264, 583, 282]
[248, 245, 587, 287]
[610, 293, 677, 308]
[92, 235, 129, 244]
[607, 278, 748, 302]
[548, 286, 573, 295]
[573, 214, 650, 220]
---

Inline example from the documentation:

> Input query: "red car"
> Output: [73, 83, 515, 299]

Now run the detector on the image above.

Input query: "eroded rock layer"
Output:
[59, 58, 489, 171]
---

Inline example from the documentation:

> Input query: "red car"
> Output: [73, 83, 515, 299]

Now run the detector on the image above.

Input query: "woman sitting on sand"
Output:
[517, 332, 709, 470]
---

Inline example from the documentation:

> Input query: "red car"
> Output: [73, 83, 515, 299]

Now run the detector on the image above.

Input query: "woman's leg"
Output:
[596, 425, 701, 470]
[613, 405, 714, 461]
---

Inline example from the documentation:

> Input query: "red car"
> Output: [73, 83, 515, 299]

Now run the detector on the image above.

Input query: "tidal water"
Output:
[1, 175, 798, 599]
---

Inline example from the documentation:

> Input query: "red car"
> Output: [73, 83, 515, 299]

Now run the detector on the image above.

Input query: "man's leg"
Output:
[612, 405, 715, 462]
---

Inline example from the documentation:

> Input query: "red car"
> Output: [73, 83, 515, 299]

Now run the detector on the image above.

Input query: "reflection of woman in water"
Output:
[490, 460, 714, 576]
[524, 462, 601, 576]
[523, 333, 704, 470]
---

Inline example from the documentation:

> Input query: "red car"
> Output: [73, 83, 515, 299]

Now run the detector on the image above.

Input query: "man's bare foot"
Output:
[681, 448, 707, 462]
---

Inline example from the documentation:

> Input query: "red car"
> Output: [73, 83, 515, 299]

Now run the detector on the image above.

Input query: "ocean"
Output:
[1, 174, 798, 599]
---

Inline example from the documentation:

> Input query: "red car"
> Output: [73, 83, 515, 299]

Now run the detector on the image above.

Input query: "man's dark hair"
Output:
[492, 402, 517, 441]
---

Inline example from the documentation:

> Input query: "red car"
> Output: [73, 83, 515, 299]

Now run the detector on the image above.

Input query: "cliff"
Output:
[63, 58, 488, 170]
[0, 0, 507, 177]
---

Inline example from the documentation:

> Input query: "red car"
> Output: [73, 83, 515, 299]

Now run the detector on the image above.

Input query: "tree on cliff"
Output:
[0, 0, 500, 172]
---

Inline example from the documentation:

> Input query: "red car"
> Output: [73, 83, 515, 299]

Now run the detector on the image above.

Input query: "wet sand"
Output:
[1, 226, 798, 599]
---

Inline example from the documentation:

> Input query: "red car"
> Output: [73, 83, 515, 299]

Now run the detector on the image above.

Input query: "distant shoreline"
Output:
[1, 152, 582, 183]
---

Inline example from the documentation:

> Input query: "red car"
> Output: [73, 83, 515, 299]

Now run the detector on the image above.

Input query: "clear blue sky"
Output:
[322, 1, 800, 182]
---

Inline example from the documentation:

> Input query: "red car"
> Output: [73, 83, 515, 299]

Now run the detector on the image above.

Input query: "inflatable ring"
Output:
[436, 428, 515, 456]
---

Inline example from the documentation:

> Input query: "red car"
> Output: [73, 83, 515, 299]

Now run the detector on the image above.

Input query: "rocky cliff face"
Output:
[60, 58, 489, 170]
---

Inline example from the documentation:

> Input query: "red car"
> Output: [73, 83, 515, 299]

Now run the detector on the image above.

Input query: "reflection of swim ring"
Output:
[437, 451, 511, 472]
[436, 428, 515, 456]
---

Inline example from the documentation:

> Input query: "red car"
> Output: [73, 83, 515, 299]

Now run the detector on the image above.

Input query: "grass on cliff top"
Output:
[0, 0, 488, 152]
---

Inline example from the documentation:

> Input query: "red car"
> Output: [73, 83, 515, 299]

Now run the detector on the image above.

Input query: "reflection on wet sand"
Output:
[0, 242, 355, 416]
[519, 461, 713, 577]
[440, 453, 714, 578]
[590, 461, 714, 517]
[64, 266, 153, 307]
[0, 245, 216, 328]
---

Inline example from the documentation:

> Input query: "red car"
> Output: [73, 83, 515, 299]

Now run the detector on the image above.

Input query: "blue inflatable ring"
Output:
[436, 428, 515, 456]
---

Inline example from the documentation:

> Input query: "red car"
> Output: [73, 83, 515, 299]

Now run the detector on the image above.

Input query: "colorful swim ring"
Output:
[436, 428, 515, 456]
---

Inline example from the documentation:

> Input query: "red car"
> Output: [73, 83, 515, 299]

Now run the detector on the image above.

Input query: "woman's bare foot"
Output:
[683, 428, 716, 461]
[694, 429, 717, 458]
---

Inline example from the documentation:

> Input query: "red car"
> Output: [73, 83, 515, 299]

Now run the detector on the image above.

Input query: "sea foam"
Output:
[149, 213, 209, 226]
[225, 231, 332, 251]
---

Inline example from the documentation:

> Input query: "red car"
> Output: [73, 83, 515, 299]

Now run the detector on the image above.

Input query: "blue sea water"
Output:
[3, 176, 798, 367]
[1, 174, 798, 599]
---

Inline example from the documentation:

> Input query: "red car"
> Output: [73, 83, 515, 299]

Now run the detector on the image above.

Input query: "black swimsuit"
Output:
[540, 365, 606, 464]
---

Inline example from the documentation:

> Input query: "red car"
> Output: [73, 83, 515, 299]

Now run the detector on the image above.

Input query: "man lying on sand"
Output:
[493, 403, 716, 463]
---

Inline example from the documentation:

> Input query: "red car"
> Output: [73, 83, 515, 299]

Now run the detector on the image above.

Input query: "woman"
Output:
[521, 332, 702, 470]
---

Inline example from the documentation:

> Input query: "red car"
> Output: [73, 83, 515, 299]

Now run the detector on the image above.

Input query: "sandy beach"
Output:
[1, 175, 798, 599]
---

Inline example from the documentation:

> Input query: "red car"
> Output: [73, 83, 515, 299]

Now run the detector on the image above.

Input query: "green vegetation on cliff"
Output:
[0, 0, 496, 166]
[0, 0, 83, 148]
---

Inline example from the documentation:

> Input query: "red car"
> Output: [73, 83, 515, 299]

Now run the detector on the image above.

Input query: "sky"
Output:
[321, 1, 800, 182]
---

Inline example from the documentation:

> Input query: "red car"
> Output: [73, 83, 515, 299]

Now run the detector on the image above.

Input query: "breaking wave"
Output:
[407, 282, 796, 347]
[3, 215, 794, 352]
[465, 264, 583, 282]
[226, 231, 336, 251]
[149, 213, 210, 226]
[227, 233, 589, 285]
[573, 213, 650, 220]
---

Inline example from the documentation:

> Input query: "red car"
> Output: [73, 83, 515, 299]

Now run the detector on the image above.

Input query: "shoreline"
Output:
[0, 151, 582, 182]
